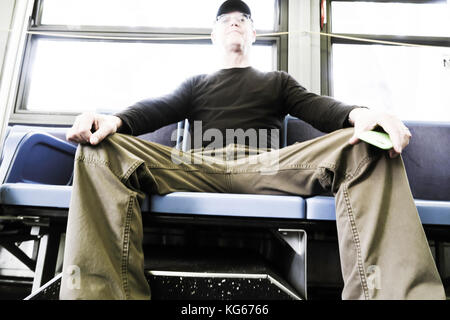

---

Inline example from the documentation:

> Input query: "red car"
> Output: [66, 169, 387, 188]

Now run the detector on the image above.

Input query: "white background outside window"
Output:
[26, 40, 274, 113]
[21, 0, 278, 115]
[331, 1, 450, 122]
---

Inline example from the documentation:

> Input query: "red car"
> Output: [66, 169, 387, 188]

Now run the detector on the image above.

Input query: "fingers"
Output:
[66, 113, 120, 145]
[348, 109, 412, 157]
[66, 113, 95, 144]
[89, 122, 114, 145]
[348, 113, 378, 145]
[90, 115, 122, 145]
[389, 148, 400, 159]
[381, 119, 411, 154]
[387, 125, 411, 158]
[348, 135, 360, 145]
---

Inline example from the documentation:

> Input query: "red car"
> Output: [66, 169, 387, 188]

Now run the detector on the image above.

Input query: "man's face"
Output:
[211, 11, 256, 54]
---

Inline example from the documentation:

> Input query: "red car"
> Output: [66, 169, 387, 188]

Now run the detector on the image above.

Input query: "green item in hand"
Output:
[357, 130, 393, 150]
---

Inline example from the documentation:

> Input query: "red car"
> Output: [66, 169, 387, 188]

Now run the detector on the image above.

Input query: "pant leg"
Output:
[60, 133, 229, 300]
[228, 128, 445, 300]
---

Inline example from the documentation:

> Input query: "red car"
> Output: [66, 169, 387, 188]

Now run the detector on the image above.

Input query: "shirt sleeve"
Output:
[280, 72, 361, 133]
[114, 77, 195, 136]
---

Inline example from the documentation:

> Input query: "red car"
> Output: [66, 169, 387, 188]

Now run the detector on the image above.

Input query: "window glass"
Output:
[25, 39, 275, 113]
[40, 0, 278, 31]
[332, 44, 450, 122]
[332, 1, 450, 37]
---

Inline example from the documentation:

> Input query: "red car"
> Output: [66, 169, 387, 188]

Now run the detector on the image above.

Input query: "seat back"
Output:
[285, 116, 326, 145]
[137, 122, 179, 148]
[2, 131, 76, 185]
[401, 121, 450, 201]
[286, 117, 450, 202]
[180, 118, 288, 152]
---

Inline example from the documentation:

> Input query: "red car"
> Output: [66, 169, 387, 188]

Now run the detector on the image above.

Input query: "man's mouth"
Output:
[228, 28, 242, 35]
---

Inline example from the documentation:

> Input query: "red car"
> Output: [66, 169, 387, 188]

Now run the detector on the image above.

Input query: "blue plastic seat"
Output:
[0, 183, 72, 209]
[0, 122, 449, 226]
[148, 192, 305, 219]
[0, 185, 306, 219]
[306, 196, 450, 226]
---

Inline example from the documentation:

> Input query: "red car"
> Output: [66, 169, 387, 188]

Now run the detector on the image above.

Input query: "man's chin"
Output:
[225, 39, 245, 50]
[227, 43, 245, 53]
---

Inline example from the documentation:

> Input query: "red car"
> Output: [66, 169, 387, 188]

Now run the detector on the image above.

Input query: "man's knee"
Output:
[74, 133, 146, 177]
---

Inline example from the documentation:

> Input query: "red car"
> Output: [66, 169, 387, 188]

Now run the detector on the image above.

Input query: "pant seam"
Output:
[146, 166, 224, 174]
[342, 182, 370, 300]
[77, 155, 144, 184]
[341, 155, 375, 300]
[344, 156, 374, 180]
[121, 160, 144, 182]
[145, 161, 334, 175]
[230, 163, 336, 174]
[121, 194, 134, 300]
[76, 155, 122, 178]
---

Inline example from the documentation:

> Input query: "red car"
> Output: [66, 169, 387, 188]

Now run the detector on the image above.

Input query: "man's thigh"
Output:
[105, 133, 231, 195]
[107, 128, 354, 196]
[226, 128, 355, 196]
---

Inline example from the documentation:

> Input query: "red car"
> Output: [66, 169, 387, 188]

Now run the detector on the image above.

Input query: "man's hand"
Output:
[66, 112, 123, 145]
[348, 108, 412, 158]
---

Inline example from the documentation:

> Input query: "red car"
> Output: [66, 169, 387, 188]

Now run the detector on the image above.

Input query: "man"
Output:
[61, 0, 445, 300]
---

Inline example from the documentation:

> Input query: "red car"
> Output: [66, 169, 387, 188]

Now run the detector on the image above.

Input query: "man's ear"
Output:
[251, 29, 256, 44]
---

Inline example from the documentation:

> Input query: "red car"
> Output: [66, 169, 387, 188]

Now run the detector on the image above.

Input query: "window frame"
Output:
[321, 0, 450, 99]
[11, 0, 288, 126]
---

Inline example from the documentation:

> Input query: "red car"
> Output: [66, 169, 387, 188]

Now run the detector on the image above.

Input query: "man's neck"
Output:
[220, 50, 251, 69]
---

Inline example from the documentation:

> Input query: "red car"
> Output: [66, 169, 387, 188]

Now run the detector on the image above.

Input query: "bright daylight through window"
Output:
[19, 0, 279, 116]
[330, 1, 450, 122]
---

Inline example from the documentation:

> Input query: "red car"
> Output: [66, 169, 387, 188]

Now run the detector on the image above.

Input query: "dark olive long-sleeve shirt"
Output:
[115, 67, 358, 148]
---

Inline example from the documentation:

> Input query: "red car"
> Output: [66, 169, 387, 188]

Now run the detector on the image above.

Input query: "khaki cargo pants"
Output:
[59, 128, 445, 300]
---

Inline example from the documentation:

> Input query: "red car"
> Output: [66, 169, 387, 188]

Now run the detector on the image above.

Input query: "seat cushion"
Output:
[148, 192, 305, 219]
[414, 200, 450, 225]
[306, 196, 450, 226]
[0, 183, 72, 208]
[0, 184, 305, 219]
[305, 196, 336, 221]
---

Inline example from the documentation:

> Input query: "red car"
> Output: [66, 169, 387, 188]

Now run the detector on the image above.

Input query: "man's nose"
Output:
[229, 17, 241, 26]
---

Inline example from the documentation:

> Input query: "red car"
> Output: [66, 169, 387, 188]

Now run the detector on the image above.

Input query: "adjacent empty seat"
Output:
[305, 196, 450, 226]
